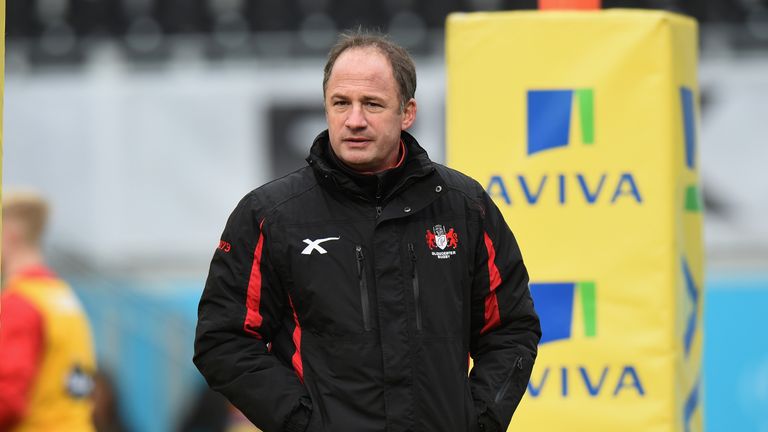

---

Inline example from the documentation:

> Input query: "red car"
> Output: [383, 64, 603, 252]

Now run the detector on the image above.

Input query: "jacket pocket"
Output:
[494, 355, 524, 404]
[355, 245, 371, 331]
[407, 243, 422, 332]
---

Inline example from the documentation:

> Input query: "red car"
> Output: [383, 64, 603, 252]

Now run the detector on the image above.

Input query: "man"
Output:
[0, 189, 97, 431]
[194, 31, 540, 432]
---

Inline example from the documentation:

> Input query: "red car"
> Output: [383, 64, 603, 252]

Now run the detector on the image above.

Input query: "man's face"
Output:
[325, 47, 416, 173]
[1, 216, 21, 271]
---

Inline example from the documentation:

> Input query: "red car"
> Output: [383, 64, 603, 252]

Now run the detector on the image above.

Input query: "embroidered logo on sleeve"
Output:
[218, 240, 231, 253]
[426, 225, 458, 259]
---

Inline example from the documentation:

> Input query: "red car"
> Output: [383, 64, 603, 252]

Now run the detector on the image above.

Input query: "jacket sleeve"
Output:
[193, 194, 310, 432]
[0, 293, 44, 429]
[468, 190, 541, 430]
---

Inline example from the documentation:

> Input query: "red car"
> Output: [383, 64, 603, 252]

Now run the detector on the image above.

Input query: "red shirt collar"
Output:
[16, 265, 57, 279]
[393, 139, 407, 169]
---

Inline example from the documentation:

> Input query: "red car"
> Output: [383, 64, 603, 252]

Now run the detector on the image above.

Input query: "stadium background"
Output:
[3, 0, 767, 430]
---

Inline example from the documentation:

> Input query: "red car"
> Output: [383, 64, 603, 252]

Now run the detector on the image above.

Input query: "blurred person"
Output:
[0, 189, 97, 431]
[194, 30, 540, 432]
[92, 370, 130, 432]
[176, 386, 230, 432]
[176, 386, 261, 432]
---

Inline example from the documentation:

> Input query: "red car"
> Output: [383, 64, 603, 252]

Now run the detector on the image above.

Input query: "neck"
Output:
[2, 248, 45, 284]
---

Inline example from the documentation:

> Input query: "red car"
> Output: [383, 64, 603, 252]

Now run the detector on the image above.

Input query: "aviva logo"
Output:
[528, 281, 646, 398]
[484, 88, 644, 207]
[530, 281, 597, 344]
[527, 89, 594, 155]
[681, 86, 702, 213]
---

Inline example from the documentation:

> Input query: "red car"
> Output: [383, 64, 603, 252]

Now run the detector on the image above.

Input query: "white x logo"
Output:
[301, 237, 340, 255]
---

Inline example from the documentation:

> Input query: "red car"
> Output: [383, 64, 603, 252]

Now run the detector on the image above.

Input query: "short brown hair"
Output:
[323, 29, 417, 112]
[3, 189, 49, 246]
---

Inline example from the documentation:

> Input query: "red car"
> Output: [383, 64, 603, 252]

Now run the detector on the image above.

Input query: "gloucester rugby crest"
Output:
[426, 225, 458, 259]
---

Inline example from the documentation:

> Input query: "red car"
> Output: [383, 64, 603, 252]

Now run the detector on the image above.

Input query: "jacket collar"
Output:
[306, 130, 435, 203]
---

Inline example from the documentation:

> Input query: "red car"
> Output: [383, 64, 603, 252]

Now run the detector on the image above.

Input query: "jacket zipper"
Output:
[494, 356, 524, 403]
[375, 180, 383, 218]
[408, 243, 422, 331]
[356, 245, 371, 331]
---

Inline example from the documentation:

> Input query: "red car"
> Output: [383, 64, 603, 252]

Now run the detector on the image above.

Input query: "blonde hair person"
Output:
[0, 188, 97, 431]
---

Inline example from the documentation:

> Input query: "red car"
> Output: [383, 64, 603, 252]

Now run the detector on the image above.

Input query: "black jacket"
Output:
[194, 131, 541, 432]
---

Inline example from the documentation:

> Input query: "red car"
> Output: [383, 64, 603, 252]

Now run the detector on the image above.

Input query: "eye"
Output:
[333, 100, 349, 107]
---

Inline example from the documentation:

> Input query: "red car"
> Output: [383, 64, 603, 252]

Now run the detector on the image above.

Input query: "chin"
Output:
[339, 151, 373, 167]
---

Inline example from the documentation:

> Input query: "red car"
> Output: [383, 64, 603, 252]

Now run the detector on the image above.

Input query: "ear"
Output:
[400, 98, 417, 130]
[1, 218, 23, 248]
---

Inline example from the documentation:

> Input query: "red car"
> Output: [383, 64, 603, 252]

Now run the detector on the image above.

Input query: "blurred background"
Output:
[3, 0, 767, 431]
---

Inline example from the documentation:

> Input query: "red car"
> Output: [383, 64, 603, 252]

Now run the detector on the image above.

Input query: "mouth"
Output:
[343, 137, 372, 146]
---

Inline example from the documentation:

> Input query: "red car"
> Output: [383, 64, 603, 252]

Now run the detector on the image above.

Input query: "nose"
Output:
[345, 103, 367, 129]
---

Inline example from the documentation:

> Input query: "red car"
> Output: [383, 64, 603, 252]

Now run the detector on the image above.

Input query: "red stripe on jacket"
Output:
[481, 232, 502, 334]
[244, 220, 266, 338]
[287, 296, 304, 383]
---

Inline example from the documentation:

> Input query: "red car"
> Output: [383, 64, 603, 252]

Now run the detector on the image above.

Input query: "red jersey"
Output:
[0, 266, 96, 431]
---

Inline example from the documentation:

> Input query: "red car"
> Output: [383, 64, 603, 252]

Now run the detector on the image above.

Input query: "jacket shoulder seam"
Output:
[434, 165, 485, 209]
[244, 169, 320, 221]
